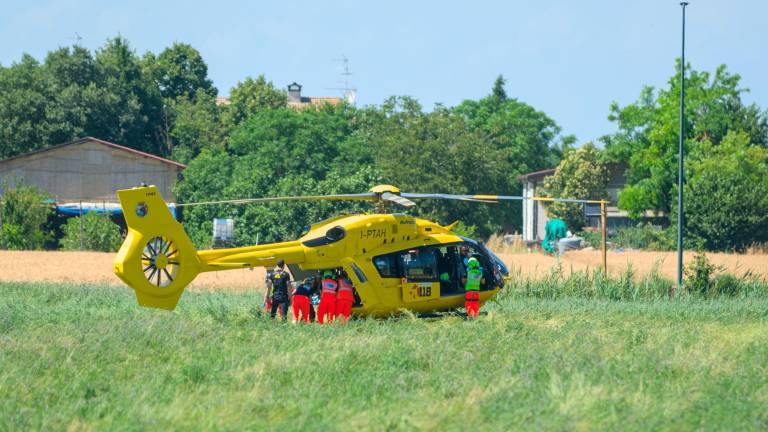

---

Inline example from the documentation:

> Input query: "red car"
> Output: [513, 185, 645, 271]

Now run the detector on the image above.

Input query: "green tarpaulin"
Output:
[542, 219, 567, 253]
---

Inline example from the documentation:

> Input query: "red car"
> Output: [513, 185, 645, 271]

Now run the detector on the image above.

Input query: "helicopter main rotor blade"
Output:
[381, 192, 416, 207]
[176, 193, 378, 207]
[399, 193, 498, 203]
[401, 193, 606, 205]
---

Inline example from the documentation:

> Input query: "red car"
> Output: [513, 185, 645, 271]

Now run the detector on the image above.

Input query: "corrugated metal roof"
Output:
[517, 168, 556, 182]
[0, 137, 187, 169]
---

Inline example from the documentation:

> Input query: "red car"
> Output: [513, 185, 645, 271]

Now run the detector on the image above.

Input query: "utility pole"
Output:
[674, 1, 689, 298]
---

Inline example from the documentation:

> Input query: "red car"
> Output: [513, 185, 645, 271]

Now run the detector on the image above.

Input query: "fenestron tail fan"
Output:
[113, 186, 202, 310]
[114, 186, 307, 310]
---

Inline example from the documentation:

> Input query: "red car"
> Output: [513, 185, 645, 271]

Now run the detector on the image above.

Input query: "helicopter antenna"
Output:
[327, 55, 357, 105]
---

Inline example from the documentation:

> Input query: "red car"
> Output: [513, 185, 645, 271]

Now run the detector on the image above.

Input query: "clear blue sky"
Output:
[2, 0, 766, 144]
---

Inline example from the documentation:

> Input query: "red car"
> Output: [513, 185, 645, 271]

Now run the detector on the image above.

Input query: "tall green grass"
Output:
[2, 281, 768, 430]
[501, 260, 768, 301]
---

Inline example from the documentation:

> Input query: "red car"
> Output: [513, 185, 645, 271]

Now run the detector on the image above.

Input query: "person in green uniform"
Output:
[465, 257, 484, 318]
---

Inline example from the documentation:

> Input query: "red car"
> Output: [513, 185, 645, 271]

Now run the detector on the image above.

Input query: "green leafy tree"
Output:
[680, 131, 768, 251]
[91, 37, 164, 154]
[175, 103, 379, 247]
[60, 212, 123, 252]
[168, 89, 224, 163]
[542, 142, 609, 230]
[603, 62, 768, 217]
[222, 75, 286, 127]
[0, 181, 52, 250]
[0, 54, 50, 157]
[372, 97, 508, 236]
[491, 75, 507, 103]
[148, 43, 216, 101]
[451, 78, 572, 232]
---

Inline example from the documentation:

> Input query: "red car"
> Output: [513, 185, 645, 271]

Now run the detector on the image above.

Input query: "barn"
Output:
[0, 137, 185, 204]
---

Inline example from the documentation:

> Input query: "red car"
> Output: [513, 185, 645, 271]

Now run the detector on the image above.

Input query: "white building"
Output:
[518, 165, 663, 241]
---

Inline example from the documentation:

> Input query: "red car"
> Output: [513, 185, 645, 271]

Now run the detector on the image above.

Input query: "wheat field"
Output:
[1, 249, 766, 289]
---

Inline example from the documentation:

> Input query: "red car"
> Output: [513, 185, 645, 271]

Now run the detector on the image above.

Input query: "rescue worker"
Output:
[269, 259, 291, 321]
[316, 269, 338, 324]
[292, 277, 314, 323]
[335, 270, 355, 323]
[464, 257, 485, 318]
[263, 268, 275, 316]
[460, 245, 471, 269]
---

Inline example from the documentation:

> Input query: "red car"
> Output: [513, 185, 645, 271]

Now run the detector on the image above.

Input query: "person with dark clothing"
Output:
[269, 259, 291, 321]
[292, 277, 315, 323]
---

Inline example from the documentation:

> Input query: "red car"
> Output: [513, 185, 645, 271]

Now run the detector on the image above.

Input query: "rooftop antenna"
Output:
[327, 55, 357, 105]
[70, 32, 83, 46]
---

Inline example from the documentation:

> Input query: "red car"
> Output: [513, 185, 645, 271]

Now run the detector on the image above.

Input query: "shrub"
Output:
[0, 181, 52, 250]
[579, 224, 678, 251]
[684, 253, 718, 296]
[60, 212, 123, 252]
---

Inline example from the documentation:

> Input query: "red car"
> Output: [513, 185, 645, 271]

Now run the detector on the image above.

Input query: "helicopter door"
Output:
[398, 246, 440, 304]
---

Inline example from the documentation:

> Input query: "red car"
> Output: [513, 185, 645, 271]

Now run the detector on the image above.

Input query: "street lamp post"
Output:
[675, 1, 689, 298]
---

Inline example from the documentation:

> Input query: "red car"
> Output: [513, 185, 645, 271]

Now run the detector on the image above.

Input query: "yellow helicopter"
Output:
[113, 184, 607, 316]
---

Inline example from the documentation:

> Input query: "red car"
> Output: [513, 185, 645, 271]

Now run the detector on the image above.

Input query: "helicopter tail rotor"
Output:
[113, 185, 202, 310]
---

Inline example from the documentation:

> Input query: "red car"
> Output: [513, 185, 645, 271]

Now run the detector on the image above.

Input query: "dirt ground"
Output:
[0, 251, 266, 292]
[0, 250, 766, 290]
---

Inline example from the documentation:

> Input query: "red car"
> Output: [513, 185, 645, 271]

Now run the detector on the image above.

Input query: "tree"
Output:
[603, 62, 768, 218]
[491, 75, 507, 103]
[371, 97, 508, 236]
[0, 38, 169, 158]
[168, 89, 224, 163]
[91, 37, 164, 155]
[681, 131, 768, 251]
[221, 75, 286, 127]
[0, 181, 52, 250]
[175, 102, 379, 247]
[0, 54, 50, 158]
[452, 78, 572, 232]
[149, 43, 216, 101]
[542, 142, 609, 231]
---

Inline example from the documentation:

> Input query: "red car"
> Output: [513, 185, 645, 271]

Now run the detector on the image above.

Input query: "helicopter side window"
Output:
[399, 247, 438, 282]
[373, 253, 400, 278]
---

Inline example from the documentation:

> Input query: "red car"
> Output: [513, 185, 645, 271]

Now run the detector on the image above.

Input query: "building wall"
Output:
[0, 140, 181, 201]
[521, 179, 551, 241]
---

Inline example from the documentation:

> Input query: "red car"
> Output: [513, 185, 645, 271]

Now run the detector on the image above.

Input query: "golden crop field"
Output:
[1, 249, 766, 289]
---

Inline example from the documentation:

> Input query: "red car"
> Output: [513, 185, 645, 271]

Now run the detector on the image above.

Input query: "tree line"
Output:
[1, 38, 767, 251]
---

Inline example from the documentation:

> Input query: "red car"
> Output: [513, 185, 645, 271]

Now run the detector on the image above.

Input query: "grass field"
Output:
[3, 281, 768, 430]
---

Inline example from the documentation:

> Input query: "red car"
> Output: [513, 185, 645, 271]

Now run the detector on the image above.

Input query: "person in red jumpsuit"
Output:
[316, 269, 337, 324]
[291, 277, 314, 323]
[335, 270, 355, 323]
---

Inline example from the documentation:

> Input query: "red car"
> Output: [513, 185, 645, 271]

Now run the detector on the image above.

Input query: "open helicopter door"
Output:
[398, 246, 441, 304]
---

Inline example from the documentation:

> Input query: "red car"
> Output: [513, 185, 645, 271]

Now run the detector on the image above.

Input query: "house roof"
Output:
[517, 168, 556, 182]
[0, 137, 187, 169]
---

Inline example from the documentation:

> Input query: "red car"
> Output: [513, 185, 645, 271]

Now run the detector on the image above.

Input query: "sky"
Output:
[1, 0, 766, 144]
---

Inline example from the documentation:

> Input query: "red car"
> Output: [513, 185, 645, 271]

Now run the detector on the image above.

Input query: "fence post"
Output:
[601, 200, 607, 275]
[79, 201, 84, 251]
[0, 196, 4, 250]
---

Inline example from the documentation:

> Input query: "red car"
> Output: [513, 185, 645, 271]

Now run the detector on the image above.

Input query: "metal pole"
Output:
[0, 196, 4, 250]
[79, 201, 84, 251]
[675, 2, 688, 298]
[601, 201, 607, 275]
